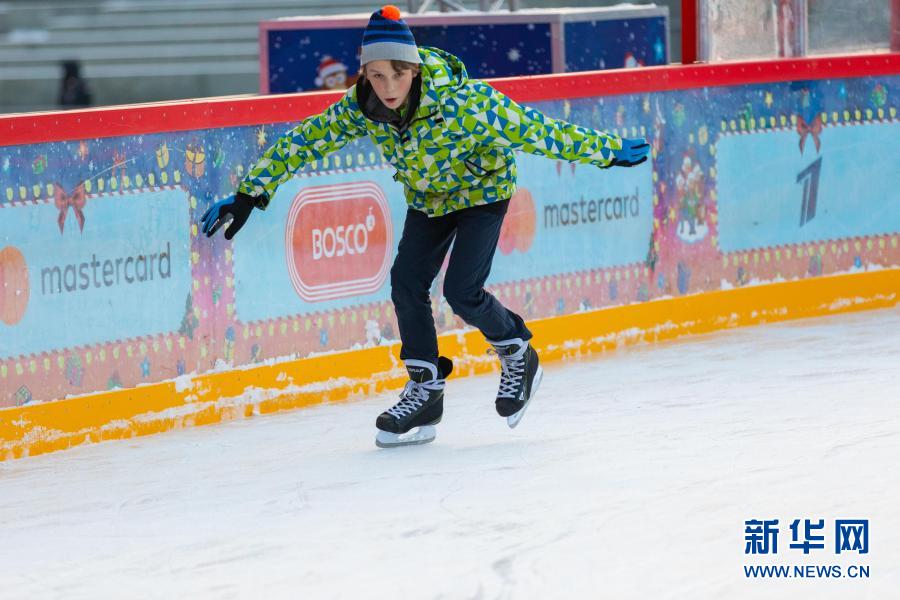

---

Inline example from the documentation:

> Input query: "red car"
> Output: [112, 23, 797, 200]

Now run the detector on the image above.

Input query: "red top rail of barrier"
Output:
[1, 53, 898, 148]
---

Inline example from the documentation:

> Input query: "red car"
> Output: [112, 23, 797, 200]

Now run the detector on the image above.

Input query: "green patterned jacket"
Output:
[239, 46, 623, 217]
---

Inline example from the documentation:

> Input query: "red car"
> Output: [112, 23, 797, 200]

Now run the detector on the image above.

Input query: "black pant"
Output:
[390, 200, 532, 364]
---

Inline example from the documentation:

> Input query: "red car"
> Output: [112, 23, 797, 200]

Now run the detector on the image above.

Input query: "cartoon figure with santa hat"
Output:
[314, 55, 357, 91]
[674, 153, 709, 243]
[623, 51, 645, 69]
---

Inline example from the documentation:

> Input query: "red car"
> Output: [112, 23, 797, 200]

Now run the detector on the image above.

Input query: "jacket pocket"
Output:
[464, 157, 500, 178]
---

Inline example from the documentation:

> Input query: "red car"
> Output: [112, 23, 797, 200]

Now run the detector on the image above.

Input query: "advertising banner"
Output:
[491, 154, 654, 281]
[0, 188, 191, 357]
[233, 171, 404, 321]
[716, 121, 900, 251]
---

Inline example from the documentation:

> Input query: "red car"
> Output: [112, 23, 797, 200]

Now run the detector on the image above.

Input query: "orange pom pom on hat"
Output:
[359, 4, 421, 66]
[381, 4, 401, 19]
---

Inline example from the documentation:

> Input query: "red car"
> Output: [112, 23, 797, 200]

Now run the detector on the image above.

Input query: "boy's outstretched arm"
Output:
[201, 89, 368, 240]
[237, 88, 369, 204]
[455, 81, 649, 168]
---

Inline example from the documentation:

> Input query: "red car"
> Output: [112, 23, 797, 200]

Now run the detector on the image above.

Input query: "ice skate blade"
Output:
[375, 425, 437, 448]
[507, 366, 543, 429]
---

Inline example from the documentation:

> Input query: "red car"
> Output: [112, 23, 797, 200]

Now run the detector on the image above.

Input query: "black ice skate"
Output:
[375, 356, 453, 448]
[488, 338, 543, 429]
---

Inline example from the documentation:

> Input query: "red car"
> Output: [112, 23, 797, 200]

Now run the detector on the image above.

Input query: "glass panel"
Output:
[808, 0, 891, 54]
[699, 0, 892, 61]
[700, 0, 779, 61]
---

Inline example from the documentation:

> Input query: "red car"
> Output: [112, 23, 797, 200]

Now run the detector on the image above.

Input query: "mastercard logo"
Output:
[498, 187, 536, 256]
[0, 246, 29, 326]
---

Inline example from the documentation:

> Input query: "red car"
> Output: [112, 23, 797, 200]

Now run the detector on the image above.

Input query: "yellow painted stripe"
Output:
[2, 269, 897, 461]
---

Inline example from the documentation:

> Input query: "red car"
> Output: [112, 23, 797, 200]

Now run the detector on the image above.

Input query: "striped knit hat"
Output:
[359, 5, 420, 66]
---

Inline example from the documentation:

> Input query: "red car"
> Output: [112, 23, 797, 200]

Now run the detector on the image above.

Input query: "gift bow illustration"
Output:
[797, 114, 823, 154]
[55, 182, 86, 233]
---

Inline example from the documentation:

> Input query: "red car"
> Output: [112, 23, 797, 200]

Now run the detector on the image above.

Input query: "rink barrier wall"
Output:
[2, 53, 899, 460]
[1, 269, 897, 461]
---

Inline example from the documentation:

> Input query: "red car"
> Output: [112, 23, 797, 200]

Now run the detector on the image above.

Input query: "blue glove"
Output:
[607, 137, 650, 168]
[200, 192, 261, 240]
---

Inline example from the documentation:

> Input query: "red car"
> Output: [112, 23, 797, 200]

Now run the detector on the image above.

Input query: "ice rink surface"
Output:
[1, 307, 898, 599]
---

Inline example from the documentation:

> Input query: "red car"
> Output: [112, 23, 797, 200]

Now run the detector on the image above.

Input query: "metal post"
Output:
[681, 0, 698, 63]
[795, 0, 808, 56]
[892, 0, 900, 52]
[776, 0, 808, 57]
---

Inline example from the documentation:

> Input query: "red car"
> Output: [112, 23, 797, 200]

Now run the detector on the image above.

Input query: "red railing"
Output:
[1, 53, 898, 148]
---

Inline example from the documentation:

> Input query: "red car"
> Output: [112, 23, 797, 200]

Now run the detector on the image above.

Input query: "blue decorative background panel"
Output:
[267, 24, 553, 94]
[412, 23, 552, 78]
[264, 11, 670, 93]
[268, 28, 362, 94]
[564, 17, 668, 71]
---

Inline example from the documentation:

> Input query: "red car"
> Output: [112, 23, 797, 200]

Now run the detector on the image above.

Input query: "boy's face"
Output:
[365, 60, 416, 110]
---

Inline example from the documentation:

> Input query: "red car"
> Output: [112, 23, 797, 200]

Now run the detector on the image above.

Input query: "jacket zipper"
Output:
[395, 110, 439, 141]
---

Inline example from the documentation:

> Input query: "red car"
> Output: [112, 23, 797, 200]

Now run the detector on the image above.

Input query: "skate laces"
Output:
[387, 379, 444, 419]
[491, 345, 527, 400]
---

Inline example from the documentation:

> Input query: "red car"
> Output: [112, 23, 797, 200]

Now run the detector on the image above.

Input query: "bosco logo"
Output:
[285, 182, 393, 302]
